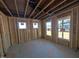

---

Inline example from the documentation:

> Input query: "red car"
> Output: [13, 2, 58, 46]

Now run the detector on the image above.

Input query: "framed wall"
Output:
[41, 4, 79, 49]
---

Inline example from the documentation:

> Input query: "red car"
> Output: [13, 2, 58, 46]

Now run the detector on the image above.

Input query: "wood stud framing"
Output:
[24, 0, 29, 17]
[37, 0, 67, 19]
[33, 0, 55, 19]
[29, 0, 42, 18]
[0, 0, 13, 16]
[14, 0, 19, 17]
[0, 0, 78, 19]
[42, 0, 78, 19]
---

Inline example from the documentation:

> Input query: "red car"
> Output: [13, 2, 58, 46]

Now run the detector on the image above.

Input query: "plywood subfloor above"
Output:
[6, 39, 79, 58]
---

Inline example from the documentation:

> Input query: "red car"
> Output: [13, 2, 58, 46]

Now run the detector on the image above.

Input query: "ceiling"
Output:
[0, 0, 78, 19]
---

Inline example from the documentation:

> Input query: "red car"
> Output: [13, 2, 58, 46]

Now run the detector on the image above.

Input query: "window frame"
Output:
[33, 22, 39, 29]
[57, 16, 71, 41]
[18, 22, 27, 29]
[46, 21, 52, 36]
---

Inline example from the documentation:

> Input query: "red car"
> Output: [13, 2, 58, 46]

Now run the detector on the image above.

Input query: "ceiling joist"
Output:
[33, 0, 55, 19]
[42, 0, 78, 19]
[29, 0, 42, 18]
[38, 0, 67, 19]
[24, 0, 29, 17]
[0, 0, 13, 16]
[14, 0, 19, 17]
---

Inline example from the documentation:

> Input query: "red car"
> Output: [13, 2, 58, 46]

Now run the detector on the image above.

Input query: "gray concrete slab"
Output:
[6, 40, 79, 58]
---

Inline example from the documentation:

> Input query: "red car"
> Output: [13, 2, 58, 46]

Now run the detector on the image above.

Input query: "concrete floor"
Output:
[6, 39, 79, 58]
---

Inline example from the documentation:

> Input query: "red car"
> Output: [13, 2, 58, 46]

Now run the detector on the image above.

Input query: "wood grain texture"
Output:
[41, 4, 79, 48]
[8, 17, 41, 44]
[0, 11, 11, 56]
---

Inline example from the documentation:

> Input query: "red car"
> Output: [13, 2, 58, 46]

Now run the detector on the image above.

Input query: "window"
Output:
[18, 22, 27, 29]
[58, 16, 70, 40]
[46, 21, 52, 36]
[33, 23, 38, 29]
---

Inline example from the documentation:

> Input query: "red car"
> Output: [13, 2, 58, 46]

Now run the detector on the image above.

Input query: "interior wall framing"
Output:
[41, 3, 79, 49]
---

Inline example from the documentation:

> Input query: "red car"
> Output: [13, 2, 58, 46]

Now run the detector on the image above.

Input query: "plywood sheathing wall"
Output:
[73, 6, 79, 49]
[0, 13, 4, 57]
[8, 17, 18, 45]
[41, 4, 79, 49]
[77, 6, 79, 48]
[8, 17, 42, 45]
[0, 11, 42, 56]
[0, 11, 11, 57]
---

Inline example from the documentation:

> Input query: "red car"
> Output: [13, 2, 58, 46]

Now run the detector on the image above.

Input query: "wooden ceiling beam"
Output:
[29, 0, 42, 18]
[33, 0, 55, 19]
[24, 0, 29, 17]
[14, 0, 19, 17]
[0, 0, 13, 16]
[37, 0, 66, 19]
[42, 0, 78, 19]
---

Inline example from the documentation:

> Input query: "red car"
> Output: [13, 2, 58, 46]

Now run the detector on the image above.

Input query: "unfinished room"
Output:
[0, 0, 79, 58]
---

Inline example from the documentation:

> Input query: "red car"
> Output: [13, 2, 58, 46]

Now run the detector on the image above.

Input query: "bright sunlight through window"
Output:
[46, 21, 52, 36]
[58, 16, 70, 40]
[33, 23, 38, 29]
[18, 22, 27, 29]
